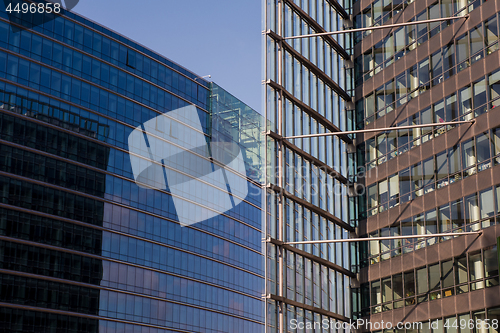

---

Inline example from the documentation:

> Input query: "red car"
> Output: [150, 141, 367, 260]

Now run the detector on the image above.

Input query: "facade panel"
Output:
[264, 0, 356, 331]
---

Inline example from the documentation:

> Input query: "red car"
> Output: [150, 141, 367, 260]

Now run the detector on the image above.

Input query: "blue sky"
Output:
[71, 0, 262, 111]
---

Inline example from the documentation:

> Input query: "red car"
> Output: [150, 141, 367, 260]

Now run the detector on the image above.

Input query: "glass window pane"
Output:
[423, 157, 435, 188]
[469, 252, 484, 289]
[451, 199, 464, 230]
[442, 260, 454, 288]
[459, 85, 473, 118]
[439, 204, 452, 232]
[474, 78, 488, 116]
[479, 188, 494, 219]
[456, 256, 468, 284]
[404, 270, 415, 298]
[417, 267, 428, 295]
[393, 274, 403, 300]
[456, 34, 469, 71]
[484, 247, 499, 278]
[368, 184, 378, 209]
[465, 193, 480, 225]
[462, 139, 476, 169]
[485, 15, 499, 47]
[382, 277, 392, 303]
[429, 264, 441, 301]
[487, 308, 500, 333]
[371, 280, 381, 305]
[490, 69, 500, 108]
[476, 132, 492, 164]
[470, 25, 485, 63]
[436, 150, 448, 182]
[432, 50, 443, 86]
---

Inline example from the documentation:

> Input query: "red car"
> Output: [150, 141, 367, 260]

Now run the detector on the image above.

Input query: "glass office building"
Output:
[0, 1, 265, 332]
[353, 0, 500, 330]
[264, 0, 356, 331]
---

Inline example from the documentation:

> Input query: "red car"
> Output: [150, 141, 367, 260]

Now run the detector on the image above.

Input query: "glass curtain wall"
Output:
[264, 0, 355, 331]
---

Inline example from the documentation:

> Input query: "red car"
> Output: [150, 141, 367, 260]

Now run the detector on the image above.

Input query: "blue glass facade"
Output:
[0, 1, 265, 332]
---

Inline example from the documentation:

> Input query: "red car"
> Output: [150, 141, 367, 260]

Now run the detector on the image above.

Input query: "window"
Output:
[423, 157, 435, 193]
[377, 134, 387, 160]
[417, 267, 428, 298]
[371, 280, 381, 310]
[397, 120, 409, 154]
[493, 127, 500, 160]
[383, 35, 394, 64]
[436, 151, 448, 186]
[464, 194, 480, 228]
[396, 72, 408, 106]
[375, 85, 385, 112]
[419, 58, 431, 91]
[476, 132, 492, 165]
[487, 308, 500, 333]
[399, 168, 412, 203]
[381, 277, 392, 309]
[473, 78, 488, 116]
[442, 260, 454, 297]
[365, 93, 375, 122]
[429, 263, 441, 300]
[404, 270, 415, 304]
[367, 137, 376, 164]
[456, 34, 469, 71]
[459, 85, 472, 119]
[479, 188, 494, 220]
[401, 218, 414, 254]
[456, 256, 468, 293]
[462, 138, 476, 171]
[412, 163, 423, 196]
[426, 210, 438, 246]
[428, 2, 441, 38]
[420, 107, 433, 141]
[385, 79, 395, 113]
[449, 145, 461, 178]
[389, 174, 399, 207]
[126, 50, 136, 69]
[485, 15, 499, 53]
[469, 252, 484, 290]
[489, 69, 500, 109]
[470, 25, 485, 64]
[446, 93, 458, 123]
[416, 10, 428, 45]
[393, 274, 403, 307]
[451, 199, 464, 230]
[409, 64, 419, 97]
[373, 41, 384, 70]
[367, 184, 377, 210]
[484, 247, 499, 287]
[435, 99, 446, 127]
[394, 27, 406, 58]
[431, 50, 443, 86]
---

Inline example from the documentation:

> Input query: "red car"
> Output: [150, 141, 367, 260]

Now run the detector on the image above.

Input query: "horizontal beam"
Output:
[281, 15, 469, 40]
[282, 120, 474, 139]
[278, 231, 482, 245]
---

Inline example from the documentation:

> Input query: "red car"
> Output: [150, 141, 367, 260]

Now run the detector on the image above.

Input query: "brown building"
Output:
[353, 0, 500, 331]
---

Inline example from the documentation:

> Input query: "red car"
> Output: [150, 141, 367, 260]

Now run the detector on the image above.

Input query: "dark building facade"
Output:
[0, 1, 265, 332]
[353, 0, 500, 331]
